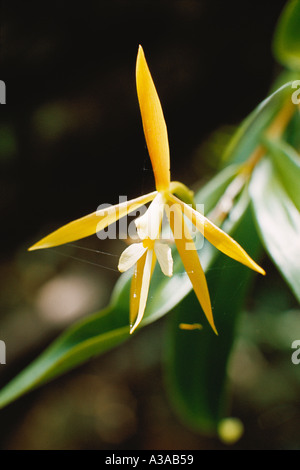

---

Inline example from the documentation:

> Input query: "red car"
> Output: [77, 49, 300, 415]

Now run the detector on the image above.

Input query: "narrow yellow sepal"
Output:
[29, 191, 157, 251]
[166, 200, 218, 335]
[168, 194, 266, 276]
[136, 45, 170, 192]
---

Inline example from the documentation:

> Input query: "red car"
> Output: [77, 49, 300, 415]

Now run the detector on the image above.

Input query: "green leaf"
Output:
[263, 137, 300, 211]
[164, 201, 263, 433]
[0, 274, 131, 409]
[0, 164, 239, 409]
[193, 163, 239, 213]
[223, 82, 293, 165]
[284, 101, 300, 149]
[273, 0, 300, 71]
[250, 157, 300, 302]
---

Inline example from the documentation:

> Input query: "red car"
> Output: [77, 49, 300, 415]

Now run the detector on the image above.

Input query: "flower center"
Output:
[142, 238, 155, 250]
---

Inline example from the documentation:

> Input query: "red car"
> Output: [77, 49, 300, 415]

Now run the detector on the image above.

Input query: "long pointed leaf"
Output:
[263, 137, 300, 211]
[273, 0, 300, 71]
[250, 158, 300, 302]
[224, 82, 293, 164]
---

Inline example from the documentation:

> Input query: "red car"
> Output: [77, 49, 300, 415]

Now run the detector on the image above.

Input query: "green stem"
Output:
[169, 181, 195, 208]
[209, 99, 296, 224]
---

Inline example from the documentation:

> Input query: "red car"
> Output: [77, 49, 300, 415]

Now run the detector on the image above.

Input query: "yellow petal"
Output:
[168, 194, 266, 276]
[136, 45, 170, 191]
[130, 249, 154, 334]
[166, 201, 217, 335]
[29, 191, 157, 251]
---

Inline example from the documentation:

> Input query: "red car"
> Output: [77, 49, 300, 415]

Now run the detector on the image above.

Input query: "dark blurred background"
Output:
[2, 0, 299, 451]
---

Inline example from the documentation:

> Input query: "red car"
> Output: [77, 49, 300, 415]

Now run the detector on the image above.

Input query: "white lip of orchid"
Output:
[118, 191, 173, 334]
[124, 238, 173, 335]
[118, 238, 173, 276]
[134, 192, 166, 241]
[118, 191, 173, 277]
[153, 240, 173, 277]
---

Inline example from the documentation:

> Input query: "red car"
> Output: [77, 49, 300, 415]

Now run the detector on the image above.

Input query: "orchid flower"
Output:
[29, 45, 265, 335]
[118, 192, 173, 333]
